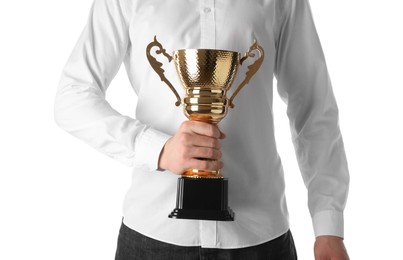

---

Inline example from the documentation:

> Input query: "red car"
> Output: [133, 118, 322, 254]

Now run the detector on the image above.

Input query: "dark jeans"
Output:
[115, 222, 297, 260]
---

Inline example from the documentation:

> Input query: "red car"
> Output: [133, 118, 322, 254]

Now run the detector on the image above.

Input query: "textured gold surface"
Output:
[146, 37, 264, 178]
[173, 49, 239, 90]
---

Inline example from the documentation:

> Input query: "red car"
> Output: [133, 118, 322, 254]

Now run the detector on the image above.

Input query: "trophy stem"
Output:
[183, 169, 224, 178]
[183, 115, 224, 179]
[188, 114, 220, 125]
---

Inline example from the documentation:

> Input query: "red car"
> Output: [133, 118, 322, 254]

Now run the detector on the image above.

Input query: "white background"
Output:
[0, 0, 402, 259]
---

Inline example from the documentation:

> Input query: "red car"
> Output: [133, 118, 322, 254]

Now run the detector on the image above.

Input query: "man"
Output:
[55, 0, 350, 259]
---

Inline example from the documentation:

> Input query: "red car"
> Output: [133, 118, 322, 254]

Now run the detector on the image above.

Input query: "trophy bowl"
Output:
[174, 49, 239, 124]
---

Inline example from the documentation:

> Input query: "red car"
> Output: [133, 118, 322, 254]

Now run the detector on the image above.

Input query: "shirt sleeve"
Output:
[274, 0, 350, 238]
[54, 0, 170, 170]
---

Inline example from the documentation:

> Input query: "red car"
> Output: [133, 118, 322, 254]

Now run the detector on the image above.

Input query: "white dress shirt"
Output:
[55, 0, 349, 249]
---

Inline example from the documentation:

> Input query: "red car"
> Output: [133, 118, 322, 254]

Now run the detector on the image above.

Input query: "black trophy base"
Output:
[169, 177, 234, 221]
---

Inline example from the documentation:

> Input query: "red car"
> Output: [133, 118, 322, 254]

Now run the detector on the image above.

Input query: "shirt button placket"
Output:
[199, 0, 217, 247]
[200, 0, 216, 49]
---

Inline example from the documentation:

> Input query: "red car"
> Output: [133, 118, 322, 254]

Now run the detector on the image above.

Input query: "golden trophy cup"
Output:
[146, 36, 264, 221]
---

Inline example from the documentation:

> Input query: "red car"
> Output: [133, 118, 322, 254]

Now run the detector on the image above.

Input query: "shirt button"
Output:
[203, 7, 211, 14]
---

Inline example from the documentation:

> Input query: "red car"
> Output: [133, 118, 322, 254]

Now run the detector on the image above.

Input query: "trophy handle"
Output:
[228, 40, 265, 108]
[146, 36, 182, 106]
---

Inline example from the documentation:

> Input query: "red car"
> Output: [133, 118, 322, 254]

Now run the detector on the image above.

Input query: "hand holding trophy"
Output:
[146, 37, 264, 221]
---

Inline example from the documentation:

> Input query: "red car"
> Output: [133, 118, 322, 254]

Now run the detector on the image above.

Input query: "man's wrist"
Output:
[314, 236, 349, 260]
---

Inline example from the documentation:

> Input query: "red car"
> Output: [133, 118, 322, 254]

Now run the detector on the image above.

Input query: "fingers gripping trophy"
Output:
[146, 36, 264, 221]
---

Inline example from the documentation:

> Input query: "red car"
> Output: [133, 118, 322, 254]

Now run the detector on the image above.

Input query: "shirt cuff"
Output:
[312, 210, 344, 238]
[133, 127, 171, 171]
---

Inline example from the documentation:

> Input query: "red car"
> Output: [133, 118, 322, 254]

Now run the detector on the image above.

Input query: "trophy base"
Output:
[169, 177, 234, 221]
